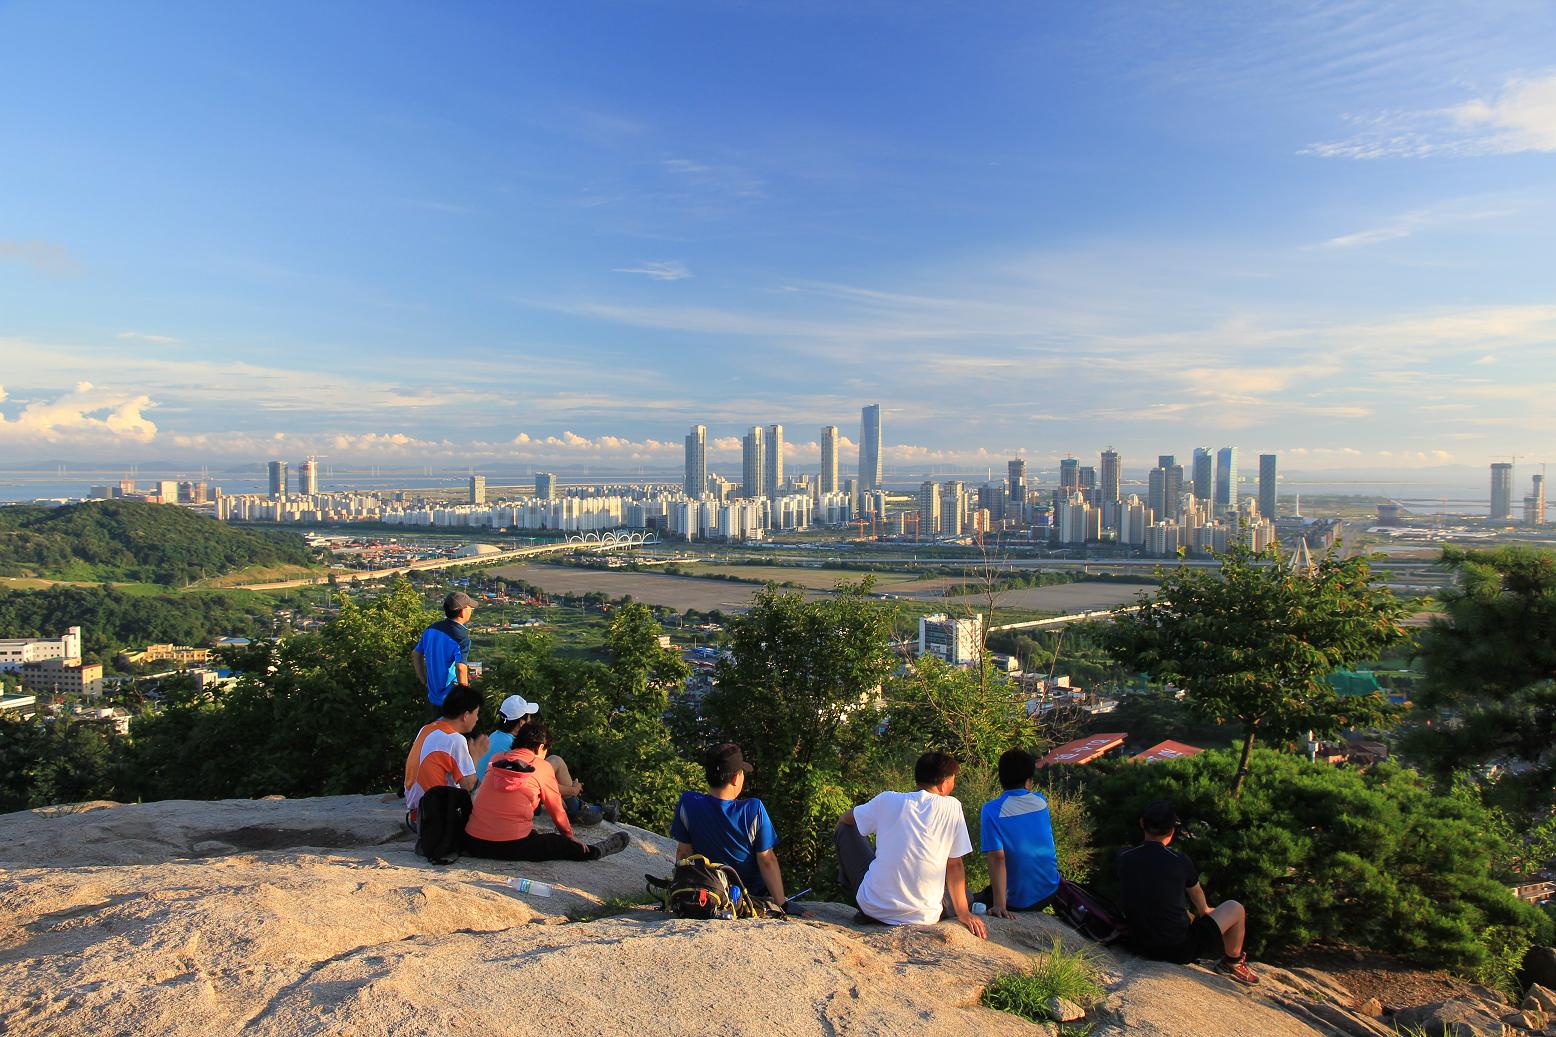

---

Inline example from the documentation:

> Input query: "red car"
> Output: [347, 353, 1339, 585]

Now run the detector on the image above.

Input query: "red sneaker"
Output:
[1215, 954, 1259, 985]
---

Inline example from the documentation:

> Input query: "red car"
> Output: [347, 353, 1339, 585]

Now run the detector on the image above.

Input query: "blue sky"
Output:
[1, 0, 1554, 476]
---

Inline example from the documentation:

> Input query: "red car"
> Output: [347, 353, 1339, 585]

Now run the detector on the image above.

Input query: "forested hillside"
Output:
[0, 585, 281, 661]
[0, 501, 315, 585]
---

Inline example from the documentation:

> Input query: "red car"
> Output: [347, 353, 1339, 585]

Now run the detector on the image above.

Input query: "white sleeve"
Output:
[453, 738, 476, 779]
[853, 793, 885, 837]
[947, 802, 973, 858]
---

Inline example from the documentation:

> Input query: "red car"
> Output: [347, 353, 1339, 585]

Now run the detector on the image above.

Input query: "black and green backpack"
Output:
[646, 854, 767, 919]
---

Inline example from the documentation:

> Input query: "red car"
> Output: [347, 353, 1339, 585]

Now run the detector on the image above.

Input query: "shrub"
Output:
[981, 937, 1105, 1023]
[1080, 748, 1553, 981]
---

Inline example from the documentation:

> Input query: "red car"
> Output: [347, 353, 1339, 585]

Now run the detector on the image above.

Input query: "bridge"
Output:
[988, 605, 1143, 633]
[236, 529, 659, 590]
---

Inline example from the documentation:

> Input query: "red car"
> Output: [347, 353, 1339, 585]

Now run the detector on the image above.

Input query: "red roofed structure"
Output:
[1132, 740, 1204, 764]
[1039, 732, 1128, 768]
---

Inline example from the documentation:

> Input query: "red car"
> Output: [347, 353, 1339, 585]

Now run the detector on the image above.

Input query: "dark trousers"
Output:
[462, 830, 596, 862]
[834, 821, 877, 901]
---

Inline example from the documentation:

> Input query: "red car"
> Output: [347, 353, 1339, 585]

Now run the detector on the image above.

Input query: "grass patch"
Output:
[981, 937, 1106, 1025]
[191, 562, 324, 588]
[566, 894, 658, 922]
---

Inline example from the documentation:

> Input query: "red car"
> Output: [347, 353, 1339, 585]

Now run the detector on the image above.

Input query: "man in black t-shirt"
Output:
[1117, 800, 1258, 985]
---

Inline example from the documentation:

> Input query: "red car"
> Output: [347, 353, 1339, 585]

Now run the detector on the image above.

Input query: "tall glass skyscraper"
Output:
[742, 426, 765, 499]
[1099, 449, 1121, 503]
[1491, 462, 1514, 521]
[765, 424, 784, 498]
[819, 426, 839, 494]
[1215, 447, 1238, 516]
[684, 424, 706, 498]
[267, 460, 288, 499]
[1007, 458, 1027, 522]
[1258, 454, 1277, 520]
[858, 404, 882, 493]
[1192, 447, 1213, 504]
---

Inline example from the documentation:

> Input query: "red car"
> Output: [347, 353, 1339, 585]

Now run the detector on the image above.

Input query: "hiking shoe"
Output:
[600, 800, 621, 824]
[1215, 954, 1259, 986]
[571, 803, 605, 828]
[593, 832, 630, 859]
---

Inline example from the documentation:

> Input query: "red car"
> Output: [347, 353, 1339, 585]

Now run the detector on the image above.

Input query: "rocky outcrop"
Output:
[0, 795, 1519, 1037]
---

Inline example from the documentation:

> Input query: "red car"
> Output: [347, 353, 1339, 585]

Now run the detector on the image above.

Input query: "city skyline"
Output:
[2, 4, 1554, 468]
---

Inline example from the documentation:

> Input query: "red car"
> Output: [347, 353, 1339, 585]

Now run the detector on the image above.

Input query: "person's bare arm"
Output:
[754, 849, 786, 904]
[456, 661, 470, 684]
[458, 774, 476, 792]
[411, 650, 426, 685]
[676, 841, 694, 862]
[1187, 882, 1211, 918]
[987, 850, 1011, 918]
[945, 857, 987, 939]
[839, 808, 856, 827]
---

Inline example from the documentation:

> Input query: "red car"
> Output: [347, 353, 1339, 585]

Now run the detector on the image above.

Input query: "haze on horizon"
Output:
[1, 1, 1554, 475]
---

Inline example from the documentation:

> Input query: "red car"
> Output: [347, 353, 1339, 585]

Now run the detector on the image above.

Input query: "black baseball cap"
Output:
[1141, 799, 1181, 834]
[444, 591, 479, 613]
[704, 743, 754, 786]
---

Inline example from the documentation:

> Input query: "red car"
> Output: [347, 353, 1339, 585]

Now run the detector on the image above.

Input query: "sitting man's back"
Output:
[1117, 800, 1258, 985]
[977, 748, 1061, 917]
[670, 743, 787, 905]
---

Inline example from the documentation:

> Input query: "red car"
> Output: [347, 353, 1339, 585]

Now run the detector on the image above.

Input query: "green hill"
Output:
[0, 501, 318, 586]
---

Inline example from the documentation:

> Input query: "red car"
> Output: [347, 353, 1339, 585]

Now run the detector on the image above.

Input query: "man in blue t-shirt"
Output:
[976, 748, 1062, 917]
[670, 743, 790, 908]
[411, 592, 477, 708]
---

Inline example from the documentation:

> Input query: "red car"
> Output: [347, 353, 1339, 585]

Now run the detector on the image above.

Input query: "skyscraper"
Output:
[469, 475, 486, 505]
[297, 457, 319, 496]
[1215, 447, 1238, 516]
[1490, 462, 1514, 521]
[765, 424, 784, 499]
[535, 472, 557, 499]
[858, 404, 882, 493]
[918, 481, 941, 536]
[1099, 449, 1121, 503]
[1007, 458, 1027, 523]
[819, 426, 839, 494]
[684, 424, 707, 498]
[742, 426, 765, 499]
[1258, 454, 1277, 520]
[267, 460, 288, 499]
[1525, 473, 1547, 526]
[1059, 457, 1080, 492]
[1192, 447, 1213, 504]
[1150, 455, 1183, 522]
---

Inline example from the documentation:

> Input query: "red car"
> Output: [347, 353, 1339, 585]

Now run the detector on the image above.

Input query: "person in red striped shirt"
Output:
[403, 684, 482, 831]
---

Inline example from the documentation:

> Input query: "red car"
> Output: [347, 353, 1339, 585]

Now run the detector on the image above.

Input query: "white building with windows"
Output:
[917, 613, 984, 666]
[0, 627, 82, 672]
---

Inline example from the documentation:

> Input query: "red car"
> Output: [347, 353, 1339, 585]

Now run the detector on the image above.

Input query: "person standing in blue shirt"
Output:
[411, 592, 476, 709]
[670, 743, 789, 907]
[977, 748, 1062, 917]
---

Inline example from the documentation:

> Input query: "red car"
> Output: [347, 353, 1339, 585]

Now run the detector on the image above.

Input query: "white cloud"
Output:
[117, 331, 180, 345]
[0, 239, 78, 274]
[613, 260, 693, 281]
[0, 382, 157, 444]
[1305, 70, 1556, 158]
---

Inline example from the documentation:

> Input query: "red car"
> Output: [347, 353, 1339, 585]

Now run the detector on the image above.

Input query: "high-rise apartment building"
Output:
[469, 475, 486, 505]
[1258, 454, 1277, 521]
[918, 481, 941, 536]
[1099, 449, 1121, 503]
[267, 460, 288, 499]
[1215, 447, 1238, 516]
[858, 405, 882, 493]
[1192, 447, 1213, 504]
[1490, 462, 1514, 521]
[1525, 473, 1547, 526]
[940, 481, 965, 536]
[1007, 459, 1027, 523]
[819, 426, 839, 495]
[535, 472, 557, 499]
[684, 424, 707, 498]
[1059, 457, 1080, 493]
[742, 426, 765, 499]
[1079, 466, 1096, 497]
[765, 424, 784, 499]
[1149, 455, 1183, 522]
[297, 457, 319, 496]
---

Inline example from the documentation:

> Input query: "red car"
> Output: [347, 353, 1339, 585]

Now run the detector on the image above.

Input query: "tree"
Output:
[881, 655, 1032, 767]
[1407, 547, 1556, 809]
[701, 583, 898, 885]
[1098, 545, 1407, 797]
[1081, 748, 1552, 990]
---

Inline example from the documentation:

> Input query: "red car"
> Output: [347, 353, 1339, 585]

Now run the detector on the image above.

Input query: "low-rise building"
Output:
[20, 657, 104, 699]
[917, 613, 985, 666]
[1039, 732, 1128, 768]
[0, 627, 83, 672]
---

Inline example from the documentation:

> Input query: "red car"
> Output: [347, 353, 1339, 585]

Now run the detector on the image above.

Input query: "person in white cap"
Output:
[474, 693, 617, 824]
[475, 694, 539, 781]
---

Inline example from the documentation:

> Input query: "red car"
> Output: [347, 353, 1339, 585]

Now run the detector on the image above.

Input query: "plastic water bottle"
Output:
[972, 902, 988, 915]
[507, 876, 554, 897]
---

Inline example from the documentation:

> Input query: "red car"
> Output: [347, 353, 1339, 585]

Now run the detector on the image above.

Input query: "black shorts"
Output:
[1137, 914, 1224, 965]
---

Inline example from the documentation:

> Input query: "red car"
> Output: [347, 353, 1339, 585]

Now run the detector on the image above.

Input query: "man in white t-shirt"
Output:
[835, 751, 987, 939]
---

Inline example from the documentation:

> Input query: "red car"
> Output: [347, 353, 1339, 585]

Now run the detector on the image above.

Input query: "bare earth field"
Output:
[489, 564, 831, 611]
[688, 564, 918, 590]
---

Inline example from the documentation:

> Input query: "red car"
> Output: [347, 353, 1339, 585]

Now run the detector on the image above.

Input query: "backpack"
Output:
[646, 855, 768, 919]
[1050, 879, 1129, 945]
[415, 785, 473, 865]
